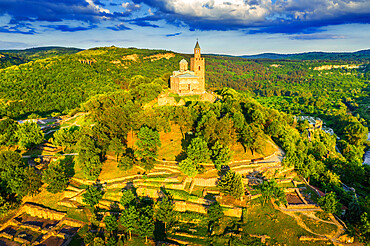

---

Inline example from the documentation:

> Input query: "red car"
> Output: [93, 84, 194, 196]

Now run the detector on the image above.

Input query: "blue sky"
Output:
[0, 0, 369, 55]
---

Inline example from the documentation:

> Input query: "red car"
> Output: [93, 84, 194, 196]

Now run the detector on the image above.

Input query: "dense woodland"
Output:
[0, 46, 369, 243]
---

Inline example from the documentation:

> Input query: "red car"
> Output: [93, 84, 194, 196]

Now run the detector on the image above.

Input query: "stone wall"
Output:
[20, 203, 66, 221]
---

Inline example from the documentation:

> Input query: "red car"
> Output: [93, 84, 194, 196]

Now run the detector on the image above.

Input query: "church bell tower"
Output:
[190, 41, 205, 92]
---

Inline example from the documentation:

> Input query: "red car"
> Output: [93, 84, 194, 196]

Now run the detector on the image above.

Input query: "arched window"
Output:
[198, 66, 201, 71]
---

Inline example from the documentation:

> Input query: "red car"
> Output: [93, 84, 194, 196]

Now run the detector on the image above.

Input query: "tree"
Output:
[138, 214, 155, 243]
[76, 134, 102, 180]
[0, 118, 18, 148]
[343, 122, 368, 146]
[109, 137, 125, 161]
[93, 237, 105, 246]
[120, 205, 138, 240]
[207, 201, 223, 228]
[42, 162, 69, 193]
[15, 121, 44, 150]
[82, 184, 104, 209]
[359, 212, 370, 243]
[118, 155, 135, 171]
[104, 215, 118, 234]
[217, 171, 244, 199]
[211, 141, 231, 170]
[135, 126, 161, 164]
[318, 192, 341, 215]
[179, 158, 198, 177]
[52, 126, 79, 151]
[186, 137, 211, 163]
[120, 189, 136, 208]
[155, 196, 176, 233]
[259, 179, 286, 206]
[0, 151, 41, 197]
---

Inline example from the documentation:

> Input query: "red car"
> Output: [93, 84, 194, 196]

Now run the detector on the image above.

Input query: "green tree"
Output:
[207, 201, 223, 228]
[179, 158, 198, 177]
[0, 151, 41, 197]
[42, 162, 69, 193]
[211, 141, 231, 170]
[104, 215, 118, 234]
[82, 184, 104, 209]
[93, 237, 105, 246]
[109, 137, 125, 161]
[259, 179, 286, 206]
[0, 196, 11, 215]
[186, 137, 211, 163]
[318, 192, 341, 215]
[135, 126, 161, 164]
[118, 155, 134, 171]
[0, 118, 18, 148]
[120, 205, 138, 240]
[52, 126, 79, 151]
[137, 214, 155, 243]
[217, 171, 244, 199]
[76, 134, 102, 180]
[15, 121, 44, 150]
[155, 196, 176, 232]
[120, 189, 136, 208]
[359, 212, 370, 243]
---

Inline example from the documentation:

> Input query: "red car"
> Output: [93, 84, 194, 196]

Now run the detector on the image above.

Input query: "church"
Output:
[170, 41, 205, 95]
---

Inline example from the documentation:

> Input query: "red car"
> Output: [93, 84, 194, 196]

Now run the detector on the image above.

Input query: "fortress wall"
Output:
[21, 203, 66, 221]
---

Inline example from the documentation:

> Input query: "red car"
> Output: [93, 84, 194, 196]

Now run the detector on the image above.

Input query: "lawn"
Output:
[297, 213, 338, 237]
[243, 201, 318, 245]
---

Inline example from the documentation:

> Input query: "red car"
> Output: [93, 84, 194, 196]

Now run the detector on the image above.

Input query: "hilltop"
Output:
[0, 46, 369, 121]
[240, 49, 370, 61]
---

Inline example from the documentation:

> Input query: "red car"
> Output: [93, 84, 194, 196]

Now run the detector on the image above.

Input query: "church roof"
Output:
[176, 73, 199, 78]
[195, 41, 200, 49]
[179, 59, 188, 64]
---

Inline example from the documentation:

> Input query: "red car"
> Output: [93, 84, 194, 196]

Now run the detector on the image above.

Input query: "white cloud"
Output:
[86, 0, 111, 14]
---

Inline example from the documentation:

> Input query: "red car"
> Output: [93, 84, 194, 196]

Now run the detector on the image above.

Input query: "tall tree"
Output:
[138, 214, 155, 243]
[211, 141, 231, 170]
[82, 184, 104, 209]
[52, 126, 79, 151]
[15, 121, 44, 150]
[217, 171, 244, 199]
[135, 126, 161, 164]
[0, 118, 18, 148]
[120, 205, 138, 240]
[186, 137, 211, 164]
[42, 162, 69, 193]
[76, 134, 102, 180]
[155, 196, 176, 233]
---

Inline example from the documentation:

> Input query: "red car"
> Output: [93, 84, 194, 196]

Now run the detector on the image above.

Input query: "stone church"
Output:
[170, 41, 205, 95]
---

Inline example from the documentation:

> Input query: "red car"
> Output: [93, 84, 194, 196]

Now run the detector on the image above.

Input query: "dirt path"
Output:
[274, 202, 346, 244]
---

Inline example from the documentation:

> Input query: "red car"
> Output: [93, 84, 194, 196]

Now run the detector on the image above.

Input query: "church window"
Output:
[198, 66, 201, 71]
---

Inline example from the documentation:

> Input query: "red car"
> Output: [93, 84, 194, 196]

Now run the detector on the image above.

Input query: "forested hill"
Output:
[0, 46, 82, 60]
[240, 49, 370, 61]
[0, 46, 182, 119]
[1, 45, 369, 121]
[0, 46, 82, 69]
[0, 53, 28, 69]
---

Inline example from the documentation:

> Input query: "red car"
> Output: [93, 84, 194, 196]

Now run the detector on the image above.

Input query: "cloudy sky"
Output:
[0, 0, 369, 55]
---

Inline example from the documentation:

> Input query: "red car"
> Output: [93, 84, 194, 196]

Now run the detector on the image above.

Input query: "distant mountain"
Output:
[0, 46, 83, 60]
[240, 49, 370, 61]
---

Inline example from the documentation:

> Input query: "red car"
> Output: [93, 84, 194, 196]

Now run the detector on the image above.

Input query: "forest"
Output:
[0, 46, 369, 244]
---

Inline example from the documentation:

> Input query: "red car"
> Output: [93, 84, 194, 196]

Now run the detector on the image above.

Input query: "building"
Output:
[170, 41, 205, 95]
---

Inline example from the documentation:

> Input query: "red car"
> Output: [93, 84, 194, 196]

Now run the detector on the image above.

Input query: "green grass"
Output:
[243, 201, 316, 245]
[298, 213, 338, 236]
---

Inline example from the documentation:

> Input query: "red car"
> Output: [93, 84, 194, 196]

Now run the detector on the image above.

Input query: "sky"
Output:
[0, 0, 369, 55]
